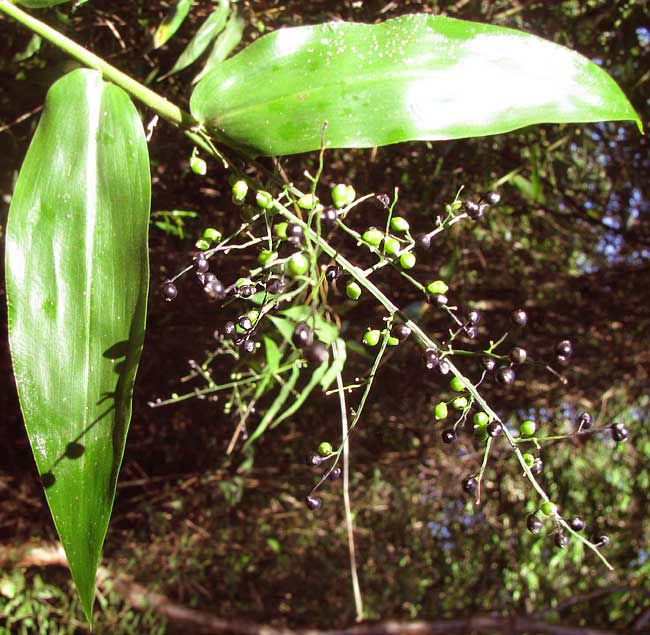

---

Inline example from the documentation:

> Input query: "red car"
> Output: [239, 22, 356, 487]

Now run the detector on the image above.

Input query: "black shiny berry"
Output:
[162, 281, 178, 301]
[241, 339, 255, 354]
[482, 356, 496, 372]
[556, 340, 573, 358]
[286, 223, 304, 241]
[496, 366, 515, 385]
[576, 412, 593, 430]
[326, 265, 342, 282]
[462, 476, 478, 494]
[568, 516, 585, 532]
[510, 347, 527, 364]
[554, 532, 570, 548]
[223, 321, 236, 337]
[304, 340, 329, 366]
[292, 322, 312, 349]
[193, 255, 209, 273]
[392, 323, 411, 342]
[464, 325, 478, 339]
[427, 293, 448, 307]
[530, 460, 543, 476]
[204, 278, 226, 300]
[465, 201, 486, 220]
[527, 514, 543, 534]
[321, 207, 338, 224]
[415, 233, 431, 251]
[485, 191, 501, 205]
[442, 429, 456, 444]
[328, 467, 342, 480]
[611, 422, 629, 442]
[266, 276, 286, 294]
[306, 452, 323, 467]
[239, 284, 256, 298]
[238, 315, 253, 331]
[466, 310, 481, 325]
[594, 535, 610, 548]
[424, 348, 439, 369]
[305, 495, 322, 510]
[511, 308, 528, 328]
[438, 359, 451, 375]
[487, 422, 502, 437]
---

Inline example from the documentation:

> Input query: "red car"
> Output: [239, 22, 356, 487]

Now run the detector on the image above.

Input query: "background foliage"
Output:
[0, 0, 648, 632]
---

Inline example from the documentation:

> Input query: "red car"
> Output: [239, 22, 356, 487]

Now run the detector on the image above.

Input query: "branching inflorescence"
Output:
[151, 152, 629, 571]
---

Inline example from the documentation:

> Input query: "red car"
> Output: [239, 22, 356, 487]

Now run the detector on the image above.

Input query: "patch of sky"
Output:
[636, 27, 650, 47]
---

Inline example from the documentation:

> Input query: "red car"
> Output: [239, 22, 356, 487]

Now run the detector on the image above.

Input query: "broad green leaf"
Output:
[153, 0, 193, 49]
[192, 6, 244, 84]
[160, 0, 229, 79]
[190, 14, 642, 156]
[15, 0, 72, 7]
[5, 68, 150, 624]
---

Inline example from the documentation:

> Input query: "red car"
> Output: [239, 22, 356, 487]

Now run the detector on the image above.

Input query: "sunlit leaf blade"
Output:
[192, 6, 244, 84]
[160, 0, 229, 79]
[5, 68, 150, 624]
[15, 0, 73, 7]
[153, 0, 193, 49]
[190, 14, 642, 156]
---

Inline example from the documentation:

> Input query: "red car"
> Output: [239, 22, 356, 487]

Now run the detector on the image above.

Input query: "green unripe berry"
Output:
[288, 252, 309, 276]
[520, 420, 537, 436]
[434, 402, 448, 420]
[399, 252, 416, 269]
[235, 277, 253, 289]
[363, 329, 381, 346]
[274, 222, 288, 240]
[258, 249, 278, 266]
[541, 501, 558, 516]
[383, 237, 401, 256]
[362, 228, 383, 248]
[522, 452, 535, 467]
[427, 280, 449, 295]
[453, 396, 469, 410]
[318, 441, 333, 456]
[190, 155, 207, 175]
[473, 412, 489, 426]
[450, 376, 467, 392]
[390, 216, 410, 232]
[331, 184, 349, 208]
[232, 179, 248, 202]
[256, 190, 273, 209]
[203, 227, 222, 242]
[247, 310, 260, 324]
[297, 193, 318, 209]
[387, 336, 400, 346]
[195, 239, 210, 250]
[346, 281, 362, 300]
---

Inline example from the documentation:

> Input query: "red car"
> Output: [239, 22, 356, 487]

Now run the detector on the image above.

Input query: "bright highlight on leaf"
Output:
[190, 14, 642, 156]
[5, 69, 151, 624]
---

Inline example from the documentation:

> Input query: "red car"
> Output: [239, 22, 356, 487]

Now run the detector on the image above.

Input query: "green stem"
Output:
[0, 0, 195, 128]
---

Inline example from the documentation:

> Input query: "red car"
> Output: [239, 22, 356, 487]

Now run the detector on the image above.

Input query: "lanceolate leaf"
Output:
[153, 0, 193, 49]
[5, 69, 150, 623]
[15, 0, 73, 7]
[161, 0, 229, 79]
[190, 14, 642, 156]
[192, 6, 244, 84]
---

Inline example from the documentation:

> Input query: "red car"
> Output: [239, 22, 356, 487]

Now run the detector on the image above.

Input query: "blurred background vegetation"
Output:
[0, 0, 648, 633]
